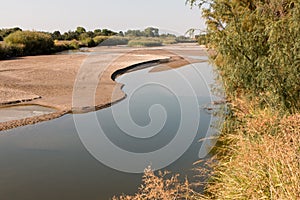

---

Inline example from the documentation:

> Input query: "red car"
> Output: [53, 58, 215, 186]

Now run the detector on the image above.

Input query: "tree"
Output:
[51, 31, 62, 40]
[0, 27, 22, 40]
[186, 0, 300, 110]
[101, 29, 117, 36]
[76, 26, 86, 34]
[94, 29, 102, 36]
[144, 27, 159, 37]
[63, 30, 79, 40]
[125, 30, 143, 37]
[118, 31, 124, 37]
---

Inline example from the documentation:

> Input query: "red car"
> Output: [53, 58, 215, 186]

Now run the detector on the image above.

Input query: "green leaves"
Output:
[188, 0, 300, 112]
[4, 31, 54, 56]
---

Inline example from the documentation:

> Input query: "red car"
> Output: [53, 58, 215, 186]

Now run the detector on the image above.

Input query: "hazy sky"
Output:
[0, 0, 205, 35]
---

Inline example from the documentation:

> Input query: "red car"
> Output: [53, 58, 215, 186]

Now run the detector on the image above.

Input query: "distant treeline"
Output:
[0, 27, 196, 59]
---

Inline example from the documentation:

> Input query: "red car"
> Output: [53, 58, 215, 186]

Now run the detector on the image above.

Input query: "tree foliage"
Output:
[0, 27, 22, 41]
[4, 31, 54, 55]
[187, 0, 300, 112]
[125, 27, 160, 37]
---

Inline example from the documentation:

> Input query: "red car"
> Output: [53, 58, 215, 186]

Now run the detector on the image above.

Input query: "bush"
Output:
[53, 40, 80, 51]
[81, 37, 96, 47]
[0, 27, 22, 41]
[0, 43, 24, 59]
[79, 35, 96, 47]
[93, 36, 110, 44]
[5, 31, 54, 55]
[128, 38, 162, 47]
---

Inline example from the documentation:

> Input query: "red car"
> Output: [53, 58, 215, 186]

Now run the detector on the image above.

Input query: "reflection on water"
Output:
[0, 61, 219, 200]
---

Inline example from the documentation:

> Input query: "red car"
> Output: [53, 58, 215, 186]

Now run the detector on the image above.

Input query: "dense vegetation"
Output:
[5, 31, 54, 55]
[194, 0, 300, 198]
[115, 0, 300, 199]
[0, 27, 22, 41]
[0, 27, 195, 59]
[0, 27, 119, 59]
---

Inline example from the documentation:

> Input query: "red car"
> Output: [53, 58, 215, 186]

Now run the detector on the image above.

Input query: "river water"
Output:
[0, 60, 221, 200]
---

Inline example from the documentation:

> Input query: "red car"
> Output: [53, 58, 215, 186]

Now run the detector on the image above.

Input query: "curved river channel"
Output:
[0, 59, 222, 200]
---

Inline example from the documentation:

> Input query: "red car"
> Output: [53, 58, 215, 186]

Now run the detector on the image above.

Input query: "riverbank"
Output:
[0, 44, 207, 131]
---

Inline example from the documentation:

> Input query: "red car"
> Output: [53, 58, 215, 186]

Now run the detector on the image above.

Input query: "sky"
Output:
[0, 0, 206, 35]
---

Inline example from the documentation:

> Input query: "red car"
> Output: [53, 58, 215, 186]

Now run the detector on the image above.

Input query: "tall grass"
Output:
[113, 167, 202, 200]
[204, 100, 300, 199]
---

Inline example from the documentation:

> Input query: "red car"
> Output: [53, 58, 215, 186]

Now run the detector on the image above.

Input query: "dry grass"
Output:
[204, 100, 300, 200]
[113, 166, 202, 200]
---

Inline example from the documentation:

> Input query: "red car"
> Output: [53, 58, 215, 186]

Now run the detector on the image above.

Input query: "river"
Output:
[0, 59, 221, 200]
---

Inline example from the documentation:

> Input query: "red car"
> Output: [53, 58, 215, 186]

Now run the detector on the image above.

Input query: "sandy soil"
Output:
[0, 44, 207, 131]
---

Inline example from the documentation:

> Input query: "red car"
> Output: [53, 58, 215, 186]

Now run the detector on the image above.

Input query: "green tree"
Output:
[51, 31, 62, 40]
[187, 0, 300, 111]
[101, 29, 117, 36]
[63, 30, 79, 40]
[76, 26, 86, 34]
[144, 27, 159, 37]
[94, 29, 102, 36]
[0, 27, 22, 41]
[125, 30, 143, 37]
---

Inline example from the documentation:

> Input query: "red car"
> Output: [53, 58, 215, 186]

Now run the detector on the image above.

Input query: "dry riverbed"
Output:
[0, 44, 207, 131]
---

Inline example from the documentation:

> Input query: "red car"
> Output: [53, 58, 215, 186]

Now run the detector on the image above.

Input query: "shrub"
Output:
[5, 31, 54, 55]
[79, 34, 96, 47]
[93, 36, 110, 44]
[0, 27, 22, 41]
[81, 37, 96, 47]
[0, 43, 24, 59]
[53, 40, 80, 51]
